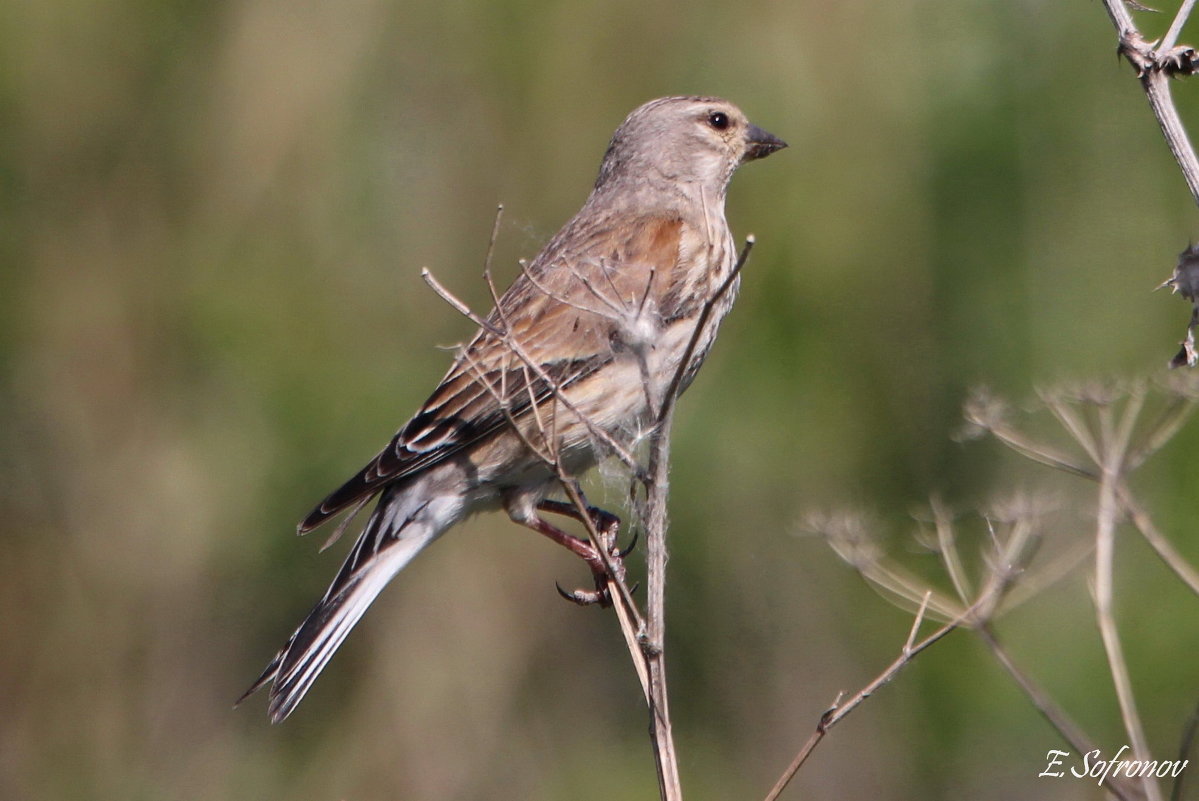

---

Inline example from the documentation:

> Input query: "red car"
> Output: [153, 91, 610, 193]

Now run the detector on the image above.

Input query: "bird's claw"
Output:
[554, 530, 633, 608]
[555, 580, 611, 607]
[616, 529, 639, 558]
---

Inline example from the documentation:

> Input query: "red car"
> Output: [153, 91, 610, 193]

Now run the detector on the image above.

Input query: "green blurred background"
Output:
[4, 0, 1199, 798]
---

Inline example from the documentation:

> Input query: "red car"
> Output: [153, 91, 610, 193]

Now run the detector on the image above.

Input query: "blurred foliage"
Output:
[3, 0, 1199, 798]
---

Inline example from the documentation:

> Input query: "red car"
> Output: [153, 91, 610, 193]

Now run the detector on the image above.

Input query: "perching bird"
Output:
[240, 95, 785, 722]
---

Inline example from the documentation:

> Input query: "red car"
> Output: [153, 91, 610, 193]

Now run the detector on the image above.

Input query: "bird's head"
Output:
[594, 96, 786, 197]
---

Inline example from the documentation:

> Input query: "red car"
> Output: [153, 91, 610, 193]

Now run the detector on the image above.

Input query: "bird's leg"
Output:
[506, 498, 629, 606]
[539, 498, 640, 564]
[539, 499, 634, 606]
[537, 499, 623, 549]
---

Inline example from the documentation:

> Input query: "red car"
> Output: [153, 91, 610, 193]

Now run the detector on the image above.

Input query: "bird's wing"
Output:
[298, 213, 685, 534]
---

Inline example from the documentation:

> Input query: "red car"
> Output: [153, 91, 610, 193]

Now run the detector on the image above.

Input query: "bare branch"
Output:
[520, 257, 624, 319]
[903, 591, 933, 655]
[1162, 0, 1199, 55]
[1039, 391, 1102, 466]
[1093, 404, 1163, 801]
[432, 267, 645, 624]
[564, 257, 631, 317]
[966, 408, 1097, 480]
[558, 479, 645, 632]
[1101, 0, 1138, 35]
[931, 498, 974, 605]
[421, 268, 505, 337]
[1126, 392, 1195, 469]
[764, 600, 977, 801]
[642, 381, 681, 800]
[421, 268, 644, 475]
[977, 624, 1142, 801]
[633, 234, 761, 801]
[656, 236, 755, 427]
[458, 347, 555, 464]
[1118, 482, 1199, 595]
[482, 204, 506, 312]
[1102, 5, 1199, 204]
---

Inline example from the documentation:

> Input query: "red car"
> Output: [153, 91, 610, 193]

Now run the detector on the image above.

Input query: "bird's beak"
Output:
[744, 124, 787, 161]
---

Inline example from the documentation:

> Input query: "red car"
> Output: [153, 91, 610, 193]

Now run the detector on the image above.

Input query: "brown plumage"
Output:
[240, 95, 785, 722]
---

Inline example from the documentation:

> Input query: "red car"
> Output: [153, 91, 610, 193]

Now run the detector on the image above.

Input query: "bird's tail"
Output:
[238, 487, 461, 722]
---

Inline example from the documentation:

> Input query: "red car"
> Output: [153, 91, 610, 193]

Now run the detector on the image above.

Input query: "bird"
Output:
[239, 95, 786, 722]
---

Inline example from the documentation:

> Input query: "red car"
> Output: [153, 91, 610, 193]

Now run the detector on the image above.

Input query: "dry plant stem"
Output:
[642, 234, 756, 652]
[643, 410, 681, 801]
[1145, 75, 1199, 205]
[1101, 0, 1199, 205]
[1094, 401, 1163, 801]
[981, 417, 1096, 480]
[764, 593, 967, 801]
[559, 478, 649, 698]
[1163, 0, 1199, 52]
[421, 268, 642, 475]
[657, 236, 754, 422]
[1126, 393, 1195, 470]
[988, 398, 1199, 595]
[1117, 482, 1199, 595]
[932, 497, 974, 604]
[634, 235, 756, 801]
[938, 519, 1136, 799]
[1041, 395, 1102, 466]
[977, 624, 1141, 801]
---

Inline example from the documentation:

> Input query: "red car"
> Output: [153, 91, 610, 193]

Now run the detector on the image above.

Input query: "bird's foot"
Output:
[530, 500, 634, 607]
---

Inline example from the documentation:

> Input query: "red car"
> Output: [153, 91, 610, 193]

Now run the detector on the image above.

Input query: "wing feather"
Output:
[299, 213, 684, 533]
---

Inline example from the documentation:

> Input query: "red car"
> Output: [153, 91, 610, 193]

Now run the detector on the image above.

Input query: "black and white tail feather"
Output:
[238, 479, 466, 722]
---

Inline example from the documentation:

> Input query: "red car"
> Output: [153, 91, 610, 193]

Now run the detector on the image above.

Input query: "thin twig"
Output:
[1040, 394, 1103, 466]
[455, 346, 644, 625]
[903, 591, 933, 654]
[1101, 1, 1199, 205]
[1144, 71, 1199, 205]
[435, 227, 675, 795]
[656, 236, 755, 427]
[977, 624, 1142, 801]
[482, 204, 506, 311]
[457, 348, 552, 463]
[1101, 0, 1138, 35]
[1093, 400, 1163, 801]
[636, 235, 758, 801]
[1117, 481, 1199, 595]
[1162, 0, 1198, 53]
[931, 498, 974, 605]
[422, 268, 505, 336]
[763, 598, 977, 801]
[642, 361, 681, 800]
[520, 257, 623, 318]
[977, 417, 1098, 480]
[558, 479, 645, 634]
[1126, 393, 1195, 470]
[820, 530, 963, 621]
[421, 268, 643, 475]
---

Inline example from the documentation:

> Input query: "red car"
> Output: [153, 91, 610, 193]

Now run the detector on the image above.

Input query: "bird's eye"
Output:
[707, 111, 730, 130]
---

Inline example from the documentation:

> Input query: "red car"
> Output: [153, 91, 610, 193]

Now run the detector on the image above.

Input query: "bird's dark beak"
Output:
[744, 124, 787, 161]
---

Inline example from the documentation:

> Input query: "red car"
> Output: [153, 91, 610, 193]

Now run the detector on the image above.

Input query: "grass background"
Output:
[3, 0, 1199, 798]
